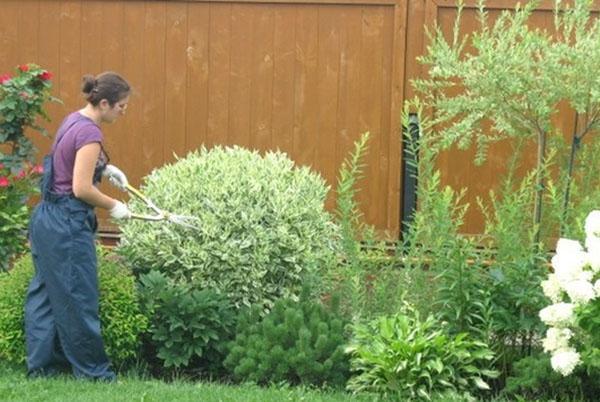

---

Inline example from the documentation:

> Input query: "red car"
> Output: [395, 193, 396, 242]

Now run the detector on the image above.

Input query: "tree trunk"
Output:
[533, 129, 547, 245]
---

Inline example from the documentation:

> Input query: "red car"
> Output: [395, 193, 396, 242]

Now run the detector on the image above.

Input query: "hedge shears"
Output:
[125, 183, 202, 231]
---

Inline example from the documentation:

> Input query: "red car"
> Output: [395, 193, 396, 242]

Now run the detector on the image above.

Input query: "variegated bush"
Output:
[118, 146, 339, 311]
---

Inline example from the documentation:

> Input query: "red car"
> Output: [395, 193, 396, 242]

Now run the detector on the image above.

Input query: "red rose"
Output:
[38, 71, 53, 81]
[18, 64, 29, 72]
[0, 176, 9, 187]
[0, 74, 10, 85]
[16, 170, 27, 179]
[31, 164, 44, 175]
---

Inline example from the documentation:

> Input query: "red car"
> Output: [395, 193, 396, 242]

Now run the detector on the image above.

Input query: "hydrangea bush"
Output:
[540, 211, 600, 376]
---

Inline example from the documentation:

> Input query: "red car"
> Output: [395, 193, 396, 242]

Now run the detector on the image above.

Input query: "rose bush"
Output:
[0, 63, 57, 270]
[540, 211, 600, 376]
[1, 63, 58, 169]
[0, 162, 43, 271]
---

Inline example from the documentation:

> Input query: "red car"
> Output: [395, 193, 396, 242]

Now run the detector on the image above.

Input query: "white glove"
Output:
[103, 164, 129, 191]
[109, 200, 131, 220]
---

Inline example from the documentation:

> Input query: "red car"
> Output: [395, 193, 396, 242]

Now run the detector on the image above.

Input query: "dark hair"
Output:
[82, 72, 130, 106]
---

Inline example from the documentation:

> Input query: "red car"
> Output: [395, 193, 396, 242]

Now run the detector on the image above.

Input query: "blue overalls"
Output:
[24, 140, 116, 381]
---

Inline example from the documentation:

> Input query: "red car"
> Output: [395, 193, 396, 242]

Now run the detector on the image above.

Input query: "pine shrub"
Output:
[224, 289, 349, 388]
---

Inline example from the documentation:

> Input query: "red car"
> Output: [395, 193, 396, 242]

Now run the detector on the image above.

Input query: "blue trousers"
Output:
[25, 196, 115, 381]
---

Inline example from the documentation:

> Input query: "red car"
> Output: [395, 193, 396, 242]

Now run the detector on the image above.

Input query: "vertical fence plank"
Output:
[207, 3, 231, 147]
[228, 4, 253, 147]
[387, 0, 408, 235]
[186, 2, 210, 152]
[317, 7, 341, 208]
[359, 6, 385, 225]
[165, 1, 188, 160]
[18, 1, 40, 64]
[0, 2, 19, 73]
[36, 1, 62, 156]
[58, 1, 82, 113]
[80, 1, 104, 76]
[293, 6, 319, 168]
[121, 0, 146, 190]
[100, 1, 126, 167]
[272, 5, 297, 156]
[335, 5, 363, 208]
[141, 1, 166, 176]
[378, 5, 395, 232]
[250, 5, 274, 152]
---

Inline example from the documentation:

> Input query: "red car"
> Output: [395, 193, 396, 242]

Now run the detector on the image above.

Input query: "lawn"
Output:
[0, 363, 378, 402]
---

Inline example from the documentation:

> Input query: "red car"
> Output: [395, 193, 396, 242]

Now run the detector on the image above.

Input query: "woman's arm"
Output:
[72, 142, 117, 210]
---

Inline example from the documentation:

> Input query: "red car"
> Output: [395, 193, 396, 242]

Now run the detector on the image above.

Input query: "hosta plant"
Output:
[118, 146, 339, 311]
[345, 306, 497, 399]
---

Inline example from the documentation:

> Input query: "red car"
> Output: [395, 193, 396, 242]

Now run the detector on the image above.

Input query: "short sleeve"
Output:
[74, 123, 103, 150]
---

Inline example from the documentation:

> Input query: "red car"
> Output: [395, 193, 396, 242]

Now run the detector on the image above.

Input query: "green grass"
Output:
[0, 363, 381, 402]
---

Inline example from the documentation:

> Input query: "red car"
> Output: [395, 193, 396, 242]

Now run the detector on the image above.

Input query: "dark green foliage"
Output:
[0, 248, 147, 368]
[224, 289, 349, 388]
[139, 270, 236, 375]
[503, 353, 600, 401]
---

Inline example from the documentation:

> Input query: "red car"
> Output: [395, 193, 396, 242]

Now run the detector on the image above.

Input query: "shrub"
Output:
[224, 289, 349, 388]
[503, 353, 600, 401]
[118, 146, 339, 311]
[1, 63, 58, 168]
[0, 248, 147, 368]
[138, 270, 236, 374]
[0, 162, 34, 271]
[345, 307, 497, 399]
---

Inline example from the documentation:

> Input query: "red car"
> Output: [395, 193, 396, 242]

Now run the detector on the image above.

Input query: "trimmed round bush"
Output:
[0, 248, 148, 368]
[118, 146, 339, 310]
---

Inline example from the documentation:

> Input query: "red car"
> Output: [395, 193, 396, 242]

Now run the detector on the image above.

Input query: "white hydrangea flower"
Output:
[552, 252, 588, 285]
[564, 280, 596, 305]
[551, 348, 580, 376]
[541, 274, 563, 303]
[539, 303, 575, 327]
[556, 238, 584, 255]
[585, 235, 600, 254]
[585, 251, 600, 273]
[595, 279, 600, 297]
[584, 210, 600, 239]
[542, 328, 573, 353]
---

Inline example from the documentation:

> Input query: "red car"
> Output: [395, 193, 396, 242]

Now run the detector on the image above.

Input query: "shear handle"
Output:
[130, 212, 166, 221]
[126, 184, 163, 215]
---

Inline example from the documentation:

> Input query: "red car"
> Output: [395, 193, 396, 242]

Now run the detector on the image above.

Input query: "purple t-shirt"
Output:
[51, 112, 105, 194]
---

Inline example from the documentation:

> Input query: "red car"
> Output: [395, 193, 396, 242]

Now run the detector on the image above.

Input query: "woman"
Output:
[25, 72, 132, 381]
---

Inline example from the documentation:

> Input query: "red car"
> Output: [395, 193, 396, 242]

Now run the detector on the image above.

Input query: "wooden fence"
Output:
[0, 0, 587, 236]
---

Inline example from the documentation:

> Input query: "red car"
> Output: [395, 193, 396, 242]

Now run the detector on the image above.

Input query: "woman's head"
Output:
[82, 72, 130, 106]
[82, 72, 130, 123]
